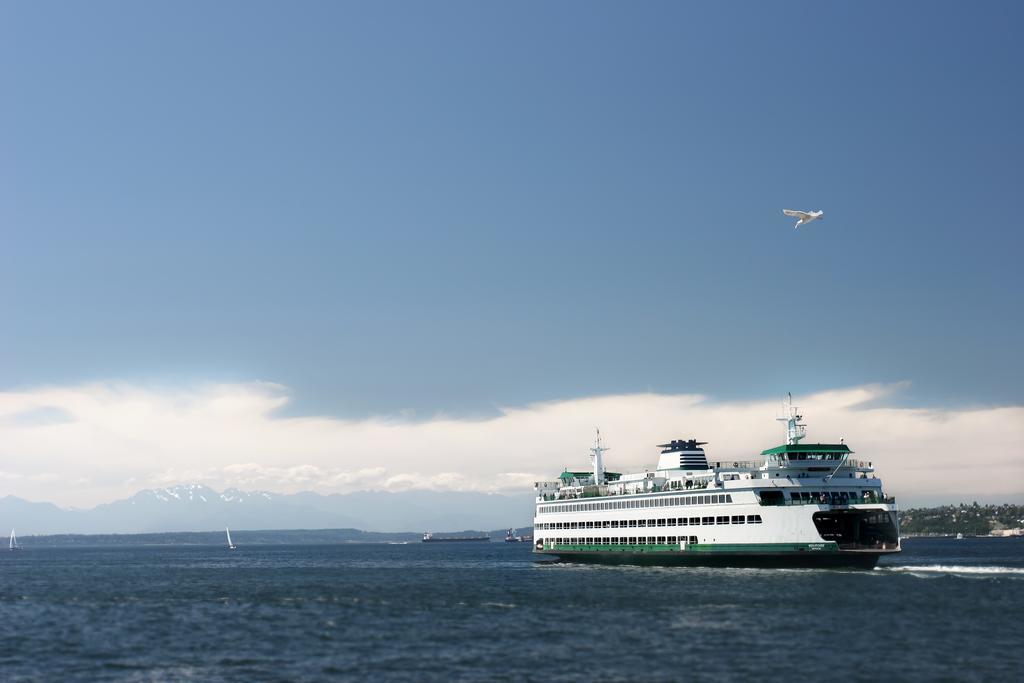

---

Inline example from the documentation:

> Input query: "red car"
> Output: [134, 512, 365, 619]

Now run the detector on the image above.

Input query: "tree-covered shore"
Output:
[899, 503, 1024, 536]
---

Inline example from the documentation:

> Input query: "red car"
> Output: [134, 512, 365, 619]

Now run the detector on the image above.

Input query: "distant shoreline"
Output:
[14, 527, 533, 547]
[901, 532, 1023, 539]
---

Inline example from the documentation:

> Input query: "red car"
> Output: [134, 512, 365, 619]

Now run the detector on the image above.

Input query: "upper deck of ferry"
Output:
[534, 399, 893, 507]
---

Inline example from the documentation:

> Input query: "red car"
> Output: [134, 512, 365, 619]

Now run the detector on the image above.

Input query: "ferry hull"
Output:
[535, 549, 894, 569]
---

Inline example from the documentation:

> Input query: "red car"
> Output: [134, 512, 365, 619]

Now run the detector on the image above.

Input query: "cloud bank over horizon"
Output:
[1, 381, 1021, 508]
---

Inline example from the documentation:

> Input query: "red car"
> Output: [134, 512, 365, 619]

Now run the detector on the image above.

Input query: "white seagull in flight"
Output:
[782, 209, 824, 229]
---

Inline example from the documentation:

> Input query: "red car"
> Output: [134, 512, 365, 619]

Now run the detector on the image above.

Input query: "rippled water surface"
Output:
[1, 537, 1022, 681]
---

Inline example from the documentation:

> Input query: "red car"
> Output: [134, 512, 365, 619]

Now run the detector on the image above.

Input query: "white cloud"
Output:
[0, 381, 1021, 507]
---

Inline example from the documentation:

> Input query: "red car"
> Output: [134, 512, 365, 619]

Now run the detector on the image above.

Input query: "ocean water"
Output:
[1, 537, 1022, 682]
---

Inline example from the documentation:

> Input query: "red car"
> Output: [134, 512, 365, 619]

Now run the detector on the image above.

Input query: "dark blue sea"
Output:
[1, 537, 1022, 681]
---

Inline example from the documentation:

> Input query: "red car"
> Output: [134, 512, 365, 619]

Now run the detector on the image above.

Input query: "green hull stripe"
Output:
[545, 542, 840, 554]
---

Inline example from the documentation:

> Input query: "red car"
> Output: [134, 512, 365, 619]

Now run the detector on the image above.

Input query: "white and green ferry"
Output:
[532, 397, 900, 569]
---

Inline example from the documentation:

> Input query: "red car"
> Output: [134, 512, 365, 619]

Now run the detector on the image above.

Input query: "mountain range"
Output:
[0, 484, 535, 536]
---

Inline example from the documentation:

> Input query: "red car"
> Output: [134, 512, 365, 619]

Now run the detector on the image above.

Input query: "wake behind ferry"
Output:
[532, 397, 900, 568]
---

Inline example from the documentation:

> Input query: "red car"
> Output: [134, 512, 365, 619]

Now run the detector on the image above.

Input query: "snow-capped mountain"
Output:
[130, 484, 273, 505]
[0, 485, 534, 536]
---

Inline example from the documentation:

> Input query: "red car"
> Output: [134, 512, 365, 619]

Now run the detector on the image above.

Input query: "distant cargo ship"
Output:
[533, 396, 901, 569]
[422, 532, 489, 543]
[505, 529, 533, 543]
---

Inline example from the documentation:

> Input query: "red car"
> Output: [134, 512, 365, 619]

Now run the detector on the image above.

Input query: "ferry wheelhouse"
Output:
[532, 398, 900, 568]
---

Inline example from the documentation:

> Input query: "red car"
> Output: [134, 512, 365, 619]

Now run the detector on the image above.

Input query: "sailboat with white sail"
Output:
[226, 526, 237, 550]
[9, 529, 22, 551]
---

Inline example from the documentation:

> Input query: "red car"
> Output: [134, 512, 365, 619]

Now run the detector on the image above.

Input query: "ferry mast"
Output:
[777, 392, 806, 445]
[590, 428, 609, 485]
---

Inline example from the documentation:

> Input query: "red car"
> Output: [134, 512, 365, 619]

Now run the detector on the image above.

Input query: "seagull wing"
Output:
[782, 209, 808, 218]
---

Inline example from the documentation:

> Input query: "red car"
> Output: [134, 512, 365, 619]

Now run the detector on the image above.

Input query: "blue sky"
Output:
[3, 1, 1022, 419]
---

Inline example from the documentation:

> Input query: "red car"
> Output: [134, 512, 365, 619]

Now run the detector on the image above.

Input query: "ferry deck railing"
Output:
[539, 481, 715, 502]
[537, 459, 880, 501]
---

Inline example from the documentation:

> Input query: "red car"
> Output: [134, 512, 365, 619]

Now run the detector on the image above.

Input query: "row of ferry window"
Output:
[790, 491, 866, 502]
[550, 536, 698, 545]
[537, 515, 763, 530]
[539, 493, 734, 515]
